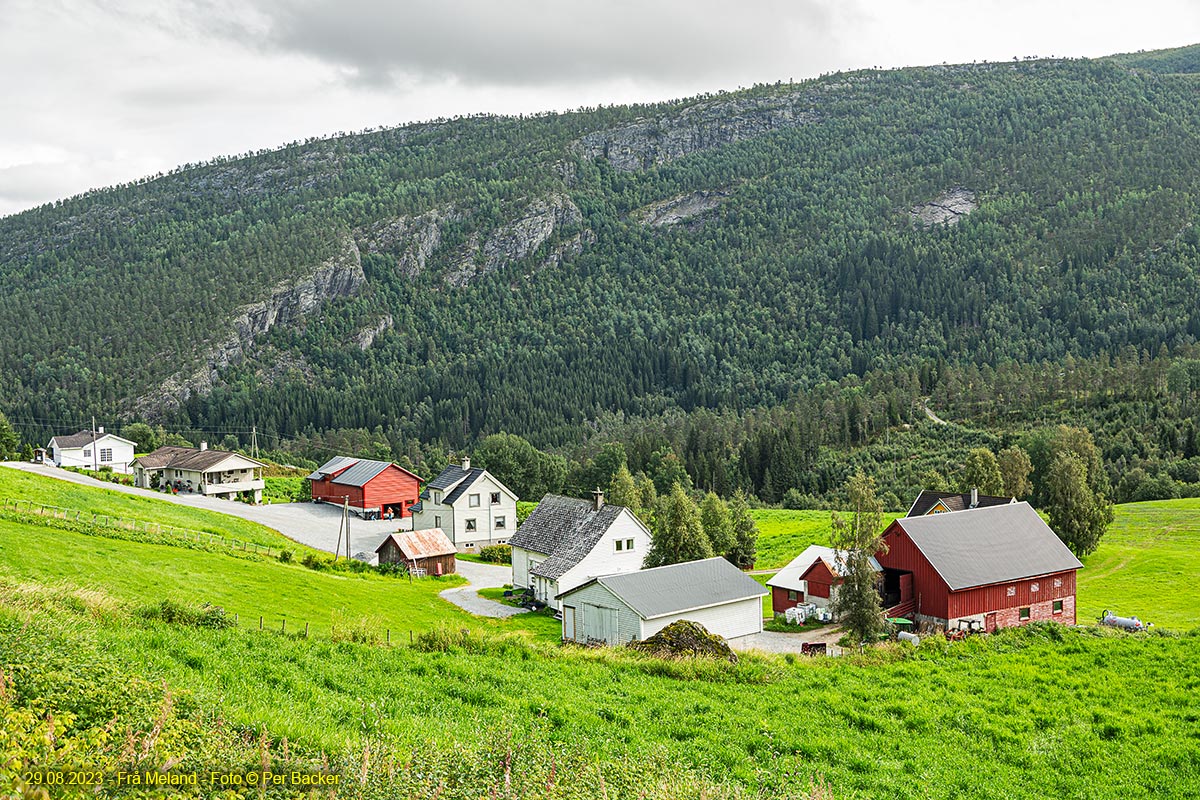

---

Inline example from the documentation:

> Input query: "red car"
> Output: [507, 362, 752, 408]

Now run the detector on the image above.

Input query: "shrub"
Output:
[146, 599, 236, 629]
[301, 552, 329, 571]
[479, 544, 512, 564]
[277, 549, 294, 563]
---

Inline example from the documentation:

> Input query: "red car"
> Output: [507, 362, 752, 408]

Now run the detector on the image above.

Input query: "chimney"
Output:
[592, 488, 604, 511]
[199, 441, 208, 452]
[97, 426, 104, 434]
[970, 487, 978, 508]
[462, 456, 471, 470]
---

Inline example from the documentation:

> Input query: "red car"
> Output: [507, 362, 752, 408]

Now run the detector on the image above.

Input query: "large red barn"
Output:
[877, 502, 1083, 631]
[307, 457, 423, 520]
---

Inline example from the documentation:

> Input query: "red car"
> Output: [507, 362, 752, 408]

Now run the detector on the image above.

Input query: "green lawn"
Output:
[0, 466, 304, 551]
[1077, 498, 1200, 630]
[751, 508, 901, 570]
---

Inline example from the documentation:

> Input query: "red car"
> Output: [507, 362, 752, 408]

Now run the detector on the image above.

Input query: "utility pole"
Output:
[91, 416, 98, 471]
[334, 496, 346, 562]
[251, 425, 259, 460]
[344, 496, 351, 561]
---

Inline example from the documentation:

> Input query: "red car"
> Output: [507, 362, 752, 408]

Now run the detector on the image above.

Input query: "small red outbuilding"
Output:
[308, 457, 423, 519]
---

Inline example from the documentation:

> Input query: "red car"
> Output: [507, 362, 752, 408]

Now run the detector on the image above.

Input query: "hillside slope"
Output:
[4, 50, 1200, 449]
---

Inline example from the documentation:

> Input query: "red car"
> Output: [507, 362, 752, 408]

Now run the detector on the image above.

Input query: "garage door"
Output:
[581, 603, 619, 644]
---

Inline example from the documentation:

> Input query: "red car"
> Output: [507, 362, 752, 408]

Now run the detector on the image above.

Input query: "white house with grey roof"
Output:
[509, 490, 651, 610]
[411, 457, 518, 552]
[132, 443, 265, 503]
[47, 428, 137, 473]
[558, 557, 768, 645]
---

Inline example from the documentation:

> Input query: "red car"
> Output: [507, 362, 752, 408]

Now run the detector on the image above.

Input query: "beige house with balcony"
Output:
[132, 443, 266, 503]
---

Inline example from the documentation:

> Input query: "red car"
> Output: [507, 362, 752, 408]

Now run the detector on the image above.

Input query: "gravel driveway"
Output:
[730, 626, 845, 656]
[440, 559, 529, 618]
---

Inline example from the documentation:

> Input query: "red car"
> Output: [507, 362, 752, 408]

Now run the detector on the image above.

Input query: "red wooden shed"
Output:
[376, 528, 456, 575]
[876, 502, 1083, 631]
[307, 457, 423, 519]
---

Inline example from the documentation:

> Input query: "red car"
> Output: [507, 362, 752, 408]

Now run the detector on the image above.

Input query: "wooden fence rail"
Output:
[0, 498, 278, 558]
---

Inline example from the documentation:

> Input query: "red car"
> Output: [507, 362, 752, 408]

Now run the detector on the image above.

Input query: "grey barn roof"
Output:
[563, 557, 767, 619]
[906, 489, 1014, 517]
[307, 456, 357, 481]
[511, 494, 639, 581]
[328, 459, 392, 488]
[892, 502, 1083, 591]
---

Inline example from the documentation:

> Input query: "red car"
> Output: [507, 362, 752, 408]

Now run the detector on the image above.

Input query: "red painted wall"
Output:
[309, 463, 421, 517]
[801, 559, 835, 599]
[772, 586, 803, 613]
[877, 519, 1079, 626]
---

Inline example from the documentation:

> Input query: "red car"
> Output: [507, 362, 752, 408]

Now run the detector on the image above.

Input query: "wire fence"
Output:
[0, 498, 282, 557]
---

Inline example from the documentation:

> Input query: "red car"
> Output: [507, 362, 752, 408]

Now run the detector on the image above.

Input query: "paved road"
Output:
[2, 462, 407, 560]
[439, 559, 529, 618]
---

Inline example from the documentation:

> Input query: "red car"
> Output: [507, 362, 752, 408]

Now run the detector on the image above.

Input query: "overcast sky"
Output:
[2, 0, 1199, 217]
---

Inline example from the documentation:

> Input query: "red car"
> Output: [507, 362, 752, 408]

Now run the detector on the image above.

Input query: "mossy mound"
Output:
[629, 620, 738, 663]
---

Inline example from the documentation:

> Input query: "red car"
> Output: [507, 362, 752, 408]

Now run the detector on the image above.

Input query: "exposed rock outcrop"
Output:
[359, 207, 460, 278]
[574, 92, 819, 172]
[635, 190, 731, 228]
[135, 236, 366, 416]
[355, 314, 394, 350]
[911, 188, 977, 227]
[445, 194, 584, 287]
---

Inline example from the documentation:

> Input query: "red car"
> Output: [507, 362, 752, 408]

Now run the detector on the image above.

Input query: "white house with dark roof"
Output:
[47, 428, 137, 473]
[509, 490, 651, 610]
[906, 488, 1016, 517]
[132, 443, 265, 503]
[558, 557, 767, 645]
[411, 457, 518, 552]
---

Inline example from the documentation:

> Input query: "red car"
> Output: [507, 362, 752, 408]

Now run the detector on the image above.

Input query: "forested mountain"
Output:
[4, 46, 1200, 494]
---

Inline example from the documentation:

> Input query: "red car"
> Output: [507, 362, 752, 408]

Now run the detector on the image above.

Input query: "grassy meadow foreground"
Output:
[1, 469, 1199, 797]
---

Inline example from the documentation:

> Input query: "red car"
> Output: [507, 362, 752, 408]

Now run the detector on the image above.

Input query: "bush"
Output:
[301, 553, 329, 571]
[479, 544, 512, 564]
[145, 599, 236, 629]
[277, 549, 294, 563]
[376, 561, 407, 577]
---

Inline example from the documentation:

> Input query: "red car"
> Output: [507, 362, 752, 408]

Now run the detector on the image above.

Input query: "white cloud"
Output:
[1, 0, 1198, 216]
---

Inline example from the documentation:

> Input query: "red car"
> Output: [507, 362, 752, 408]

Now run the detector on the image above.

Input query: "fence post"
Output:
[281, 619, 286, 633]
[386, 629, 390, 645]
[305, 622, 309, 639]
[259, 616, 263, 630]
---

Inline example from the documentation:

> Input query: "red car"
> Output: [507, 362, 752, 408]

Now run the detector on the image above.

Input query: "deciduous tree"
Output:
[829, 471, 888, 645]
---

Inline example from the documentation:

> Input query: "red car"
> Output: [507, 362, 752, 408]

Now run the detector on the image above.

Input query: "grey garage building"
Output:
[557, 557, 767, 645]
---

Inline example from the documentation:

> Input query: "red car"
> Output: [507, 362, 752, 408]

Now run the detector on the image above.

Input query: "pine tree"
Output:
[727, 490, 758, 569]
[0, 413, 18, 460]
[646, 483, 711, 567]
[829, 471, 888, 645]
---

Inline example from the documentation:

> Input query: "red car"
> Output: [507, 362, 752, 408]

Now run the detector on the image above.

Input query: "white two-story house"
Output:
[47, 428, 137, 474]
[411, 458, 518, 552]
[509, 490, 652, 610]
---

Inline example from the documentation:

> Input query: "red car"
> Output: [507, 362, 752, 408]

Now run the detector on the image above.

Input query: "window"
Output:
[1053, 600, 1064, 614]
[1030, 582, 1039, 593]
[491, 491, 501, 505]
[465, 543, 475, 549]
[469, 493, 480, 507]
[83, 448, 91, 458]
[434, 515, 442, 528]
[625, 538, 634, 550]
[495, 516, 506, 530]
[788, 590, 798, 601]
[1019, 607, 1031, 621]
[1054, 578, 1062, 588]
[434, 492, 441, 504]
[615, 538, 635, 552]
[1006, 586, 1016, 597]
[466, 518, 477, 532]
[100, 448, 113, 463]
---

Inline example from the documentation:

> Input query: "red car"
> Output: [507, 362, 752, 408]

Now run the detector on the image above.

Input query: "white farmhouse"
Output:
[509, 491, 651, 610]
[558, 557, 767, 645]
[47, 428, 137, 474]
[411, 458, 518, 552]
[132, 443, 266, 503]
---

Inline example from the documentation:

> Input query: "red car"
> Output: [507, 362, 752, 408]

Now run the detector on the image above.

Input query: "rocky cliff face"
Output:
[573, 91, 820, 172]
[911, 188, 977, 227]
[359, 207, 459, 279]
[135, 236, 366, 416]
[445, 194, 584, 287]
[635, 190, 731, 228]
[355, 314, 394, 350]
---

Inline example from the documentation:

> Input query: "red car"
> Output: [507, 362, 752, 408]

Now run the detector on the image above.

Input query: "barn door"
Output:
[582, 604, 619, 644]
[563, 605, 576, 641]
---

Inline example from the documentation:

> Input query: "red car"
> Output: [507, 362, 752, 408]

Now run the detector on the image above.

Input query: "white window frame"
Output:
[83, 448, 91, 458]
[465, 518, 477, 532]
[469, 493, 480, 508]
[100, 448, 113, 463]
[495, 516, 506, 530]
[490, 491, 501, 505]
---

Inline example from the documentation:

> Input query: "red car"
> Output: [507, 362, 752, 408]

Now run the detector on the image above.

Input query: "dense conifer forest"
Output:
[4, 46, 1200, 503]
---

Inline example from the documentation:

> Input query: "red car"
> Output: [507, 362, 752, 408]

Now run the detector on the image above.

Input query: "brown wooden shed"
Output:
[376, 528, 457, 576]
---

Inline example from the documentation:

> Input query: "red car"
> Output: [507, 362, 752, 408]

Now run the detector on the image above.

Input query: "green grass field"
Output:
[1078, 498, 1200, 630]
[750, 508, 901, 569]
[0, 466, 304, 551]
